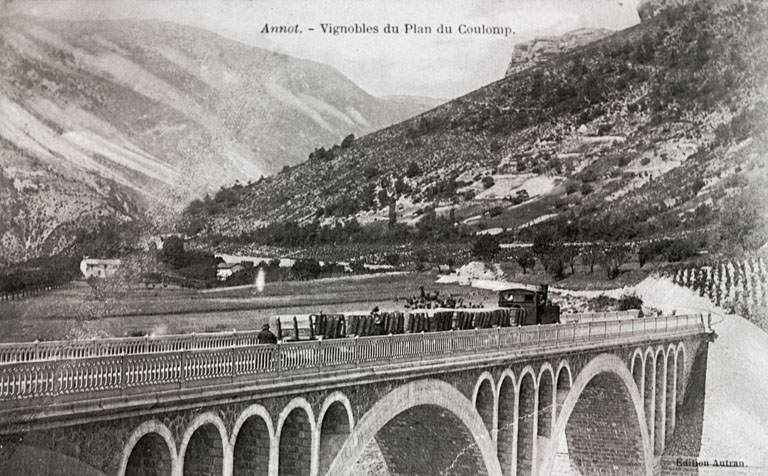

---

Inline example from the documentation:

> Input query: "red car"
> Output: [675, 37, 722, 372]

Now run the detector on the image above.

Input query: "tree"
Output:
[482, 176, 495, 189]
[394, 177, 409, 195]
[516, 250, 536, 274]
[543, 242, 568, 279]
[532, 229, 557, 261]
[159, 236, 186, 269]
[472, 234, 501, 262]
[580, 245, 601, 273]
[598, 245, 631, 280]
[564, 246, 579, 274]
[291, 259, 322, 280]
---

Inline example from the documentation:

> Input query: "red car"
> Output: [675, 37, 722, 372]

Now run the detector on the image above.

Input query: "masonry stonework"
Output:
[0, 335, 709, 476]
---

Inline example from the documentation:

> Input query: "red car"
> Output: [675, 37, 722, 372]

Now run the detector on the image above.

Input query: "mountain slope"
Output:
[183, 0, 768, 249]
[0, 16, 433, 264]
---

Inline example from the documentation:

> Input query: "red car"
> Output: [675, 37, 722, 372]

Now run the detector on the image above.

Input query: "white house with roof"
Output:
[216, 262, 245, 281]
[80, 258, 122, 279]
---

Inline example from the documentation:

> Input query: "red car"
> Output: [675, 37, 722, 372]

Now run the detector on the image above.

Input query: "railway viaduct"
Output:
[0, 314, 711, 476]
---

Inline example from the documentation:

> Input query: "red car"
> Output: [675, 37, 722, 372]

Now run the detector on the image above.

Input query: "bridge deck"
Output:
[0, 309, 641, 364]
[0, 314, 707, 427]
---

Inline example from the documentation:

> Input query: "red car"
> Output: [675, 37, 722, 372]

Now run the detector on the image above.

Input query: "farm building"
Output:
[216, 262, 245, 281]
[80, 258, 122, 279]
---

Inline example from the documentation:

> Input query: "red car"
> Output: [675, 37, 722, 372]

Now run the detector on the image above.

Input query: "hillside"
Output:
[0, 16, 433, 264]
[182, 0, 768, 255]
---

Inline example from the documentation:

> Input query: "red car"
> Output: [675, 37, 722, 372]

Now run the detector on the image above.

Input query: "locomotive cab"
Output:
[498, 284, 560, 325]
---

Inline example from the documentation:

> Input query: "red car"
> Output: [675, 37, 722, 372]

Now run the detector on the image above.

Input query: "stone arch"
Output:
[230, 404, 274, 476]
[178, 412, 229, 476]
[497, 370, 517, 476]
[119, 420, 177, 476]
[317, 392, 354, 476]
[665, 347, 676, 447]
[539, 353, 653, 476]
[473, 371, 496, 405]
[517, 366, 537, 476]
[654, 347, 666, 456]
[554, 361, 572, 418]
[632, 350, 644, 397]
[276, 397, 316, 476]
[537, 364, 555, 440]
[630, 348, 644, 375]
[643, 348, 655, 451]
[675, 343, 687, 407]
[473, 371, 496, 438]
[325, 379, 502, 476]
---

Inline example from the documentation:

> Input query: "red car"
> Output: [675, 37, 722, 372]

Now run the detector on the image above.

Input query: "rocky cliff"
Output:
[505, 28, 613, 77]
[637, 0, 692, 21]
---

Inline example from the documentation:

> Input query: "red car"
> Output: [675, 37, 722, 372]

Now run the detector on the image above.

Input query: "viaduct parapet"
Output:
[0, 314, 713, 476]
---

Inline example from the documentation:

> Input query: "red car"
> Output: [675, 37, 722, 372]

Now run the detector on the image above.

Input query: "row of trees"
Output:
[218, 209, 471, 249]
[0, 255, 81, 299]
[473, 233, 640, 280]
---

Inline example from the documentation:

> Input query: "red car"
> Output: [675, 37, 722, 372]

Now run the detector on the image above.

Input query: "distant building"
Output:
[663, 197, 678, 208]
[147, 233, 187, 251]
[80, 258, 122, 279]
[216, 262, 245, 281]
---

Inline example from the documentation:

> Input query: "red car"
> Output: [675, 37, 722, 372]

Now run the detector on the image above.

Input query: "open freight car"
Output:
[270, 306, 529, 341]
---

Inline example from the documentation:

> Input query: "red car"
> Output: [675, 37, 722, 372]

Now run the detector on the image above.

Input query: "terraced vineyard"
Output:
[670, 255, 768, 329]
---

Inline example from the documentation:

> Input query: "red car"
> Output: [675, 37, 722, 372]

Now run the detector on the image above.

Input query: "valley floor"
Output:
[0, 273, 497, 343]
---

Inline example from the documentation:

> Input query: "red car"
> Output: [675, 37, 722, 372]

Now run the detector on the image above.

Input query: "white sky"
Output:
[4, 0, 640, 99]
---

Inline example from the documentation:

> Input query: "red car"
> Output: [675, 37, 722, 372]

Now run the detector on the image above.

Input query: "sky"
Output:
[4, 0, 641, 99]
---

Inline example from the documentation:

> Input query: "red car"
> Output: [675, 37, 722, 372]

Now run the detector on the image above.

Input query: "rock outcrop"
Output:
[505, 28, 612, 77]
[637, 0, 691, 21]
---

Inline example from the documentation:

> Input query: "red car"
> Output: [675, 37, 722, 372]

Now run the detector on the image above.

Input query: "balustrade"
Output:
[0, 314, 705, 404]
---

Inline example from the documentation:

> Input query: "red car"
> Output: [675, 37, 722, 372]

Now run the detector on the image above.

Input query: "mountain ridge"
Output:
[0, 15, 435, 264]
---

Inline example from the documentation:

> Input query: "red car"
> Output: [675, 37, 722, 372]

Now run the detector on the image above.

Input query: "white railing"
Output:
[0, 330, 264, 364]
[560, 310, 641, 323]
[0, 314, 706, 404]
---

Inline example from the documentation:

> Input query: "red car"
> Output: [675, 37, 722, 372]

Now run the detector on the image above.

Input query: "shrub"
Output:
[641, 157, 651, 166]
[588, 294, 618, 312]
[385, 253, 401, 266]
[406, 161, 422, 178]
[481, 176, 495, 189]
[363, 165, 380, 179]
[618, 292, 643, 311]
[341, 133, 355, 148]
[581, 169, 598, 183]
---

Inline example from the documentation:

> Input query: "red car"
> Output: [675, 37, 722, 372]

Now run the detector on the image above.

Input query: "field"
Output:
[0, 273, 497, 343]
